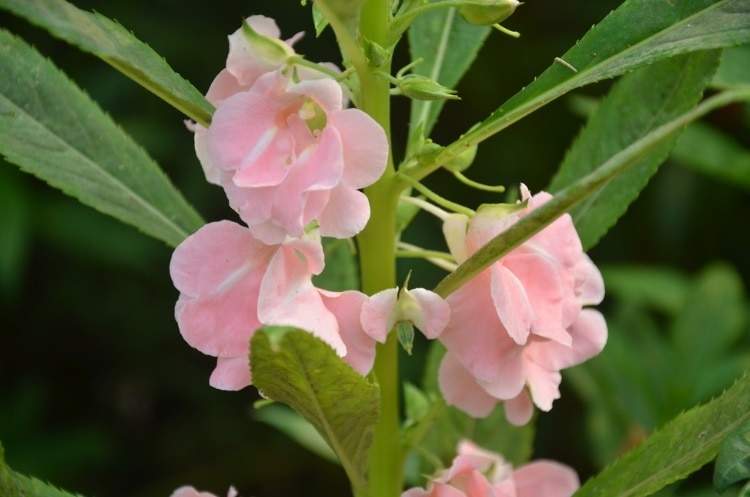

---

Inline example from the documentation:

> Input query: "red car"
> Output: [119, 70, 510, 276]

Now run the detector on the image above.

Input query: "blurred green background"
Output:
[1, 1, 749, 496]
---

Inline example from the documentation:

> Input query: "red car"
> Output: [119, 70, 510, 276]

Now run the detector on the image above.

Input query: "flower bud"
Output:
[459, 0, 521, 26]
[397, 75, 459, 101]
[240, 20, 294, 67]
[443, 143, 478, 172]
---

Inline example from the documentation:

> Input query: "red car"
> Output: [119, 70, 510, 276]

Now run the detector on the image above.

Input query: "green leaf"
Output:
[313, 4, 330, 37]
[313, 238, 360, 292]
[714, 44, 750, 89]
[0, 443, 85, 497]
[0, 30, 203, 247]
[550, 51, 719, 249]
[602, 265, 690, 316]
[0, 0, 213, 126]
[714, 418, 750, 491]
[408, 6, 490, 140]
[421, 0, 750, 176]
[433, 88, 750, 298]
[250, 327, 380, 495]
[0, 168, 29, 298]
[672, 122, 750, 191]
[671, 264, 746, 367]
[574, 373, 750, 497]
[255, 405, 339, 464]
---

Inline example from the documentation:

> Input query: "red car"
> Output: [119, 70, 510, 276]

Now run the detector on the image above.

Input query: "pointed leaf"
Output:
[1, 443, 85, 497]
[550, 51, 720, 249]
[250, 327, 380, 495]
[0, 0, 213, 125]
[714, 44, 750, 89]
[574, 373, 750, 497]
[408, 6, 490, 139]
[715, 420, 750, 491]
[0, 30, 203, 247]
[255, 405, 339, 464]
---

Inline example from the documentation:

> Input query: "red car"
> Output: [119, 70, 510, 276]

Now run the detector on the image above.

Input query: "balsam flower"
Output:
[438, 186, 607, 424]
[170, 221, 376, 390]
[361, 285, 450, 343]
[402, 440, 579, 497]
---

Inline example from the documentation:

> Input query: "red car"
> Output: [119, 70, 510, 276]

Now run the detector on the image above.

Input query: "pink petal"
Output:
[504, 391, 534, 426]
[320, 290, 376, 375]
[433, 483, 468, 497]
[258, 246, 346, 356]
[170, 221, 270, 298]
[524, 361, 561, 412]
[318, 185, 371, 239]
[284, 232, 326, 275]
[209, 355, 252, 391]
[574, 254, 605, 306]
[227, 16, 284, 86]
[442, 214, 470, 263]
[441, 273, 521, 385]
[503, 249, 572, 346]
[205, 69, 245, 105]
[170, 486, 218, 497]
[465, 471, 496, 497]
[194, 126, 224, 186]
[223, 180, 274, 227]
[527, 309, 608, 371]
[466, 206, 520, 253]
[513, 461, 579, 497]
[408, 289, 451, 339]
[475, 346, 526, 400]
[490, 265, 534, 345]
[360, 288, 398, 343]
[231, 125, 294, 188]
[289, 78, 343, 112]
[439, 352, 498, 418]
[328, 109, 389, 189]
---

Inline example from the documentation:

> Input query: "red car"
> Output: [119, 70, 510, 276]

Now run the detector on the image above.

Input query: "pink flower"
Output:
[193, 17, 388, 243]
[438, 186, 607, 424]
[170, 221, 376, 390]
[170, 486, 237, 497]
[361, 286, 450, 343]
[402, 440, 579, 497]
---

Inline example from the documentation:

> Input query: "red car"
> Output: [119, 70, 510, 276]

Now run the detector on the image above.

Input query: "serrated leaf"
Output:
[550, 51, 720, 249]
[715, 420, 750, 491]
[1, 443, 85, 497]
[433, 0, 750, 165]
[408, 6, 490, 140]
[255, 405, 339, 464]
[0, 30, 203, 247]
[672, 122, 750, 191]
[250, 327, 379, 495]
[714, 44, 750, 89]
[313, 238, 359, 292]
[574, 373, 750, 497]
[0, 0, 213, 126]
[434, 88, 750, 298]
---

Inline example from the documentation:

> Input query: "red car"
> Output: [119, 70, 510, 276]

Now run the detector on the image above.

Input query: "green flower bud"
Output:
[396, 75, 459, 101]
[444, 144, 478, 172]
[459, 0, 521, 26]
[241, 21, 294, 66]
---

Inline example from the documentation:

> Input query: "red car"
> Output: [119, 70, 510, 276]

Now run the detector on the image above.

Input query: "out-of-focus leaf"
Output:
[715, 420, 750, 491]
[313, 239, 359, 292]
[550, 51, 720, 249]
[408, 5, 490, 139]
[0, 31, 203, 247]
[671, 264, 746, 366]
[430, 0, 750, 167]
[0, 0, 213, 125]
[574, 373, 750, 497]
[0, 168, 29, 298]
[714, 44, 750, 89]
[250, 327, 379, 495]
[255, 405, 339, 464]
[672, 123, 750, 191]
[602, 265, 690, 316]
[434, 89, 750, 298]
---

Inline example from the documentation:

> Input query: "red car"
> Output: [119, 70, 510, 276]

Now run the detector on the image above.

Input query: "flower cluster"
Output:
[172, 16, 444, 390]
[403, 440, 579, 497]
[437, 186, 607, 425]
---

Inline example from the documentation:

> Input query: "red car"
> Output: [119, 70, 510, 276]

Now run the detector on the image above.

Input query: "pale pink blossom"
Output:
[402, 440, 579, 497]
[170, 486, 237, 497]
[438, 186, 607, 424]
[170, 221, 376, 390]
[192, 17, 387, 243]
[361, 286, 450, 343]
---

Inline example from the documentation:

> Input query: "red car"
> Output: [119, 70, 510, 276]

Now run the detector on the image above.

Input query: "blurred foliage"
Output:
[0, 1, 749, 497]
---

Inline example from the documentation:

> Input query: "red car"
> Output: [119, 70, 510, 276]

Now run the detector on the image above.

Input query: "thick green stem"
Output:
[352, 1, 403, 497]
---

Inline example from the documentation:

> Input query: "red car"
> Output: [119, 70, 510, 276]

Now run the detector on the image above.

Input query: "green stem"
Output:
[351, 2, 402, 497]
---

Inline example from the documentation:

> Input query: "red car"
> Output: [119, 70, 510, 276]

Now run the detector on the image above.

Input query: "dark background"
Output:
[1, 1, 749, 496]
